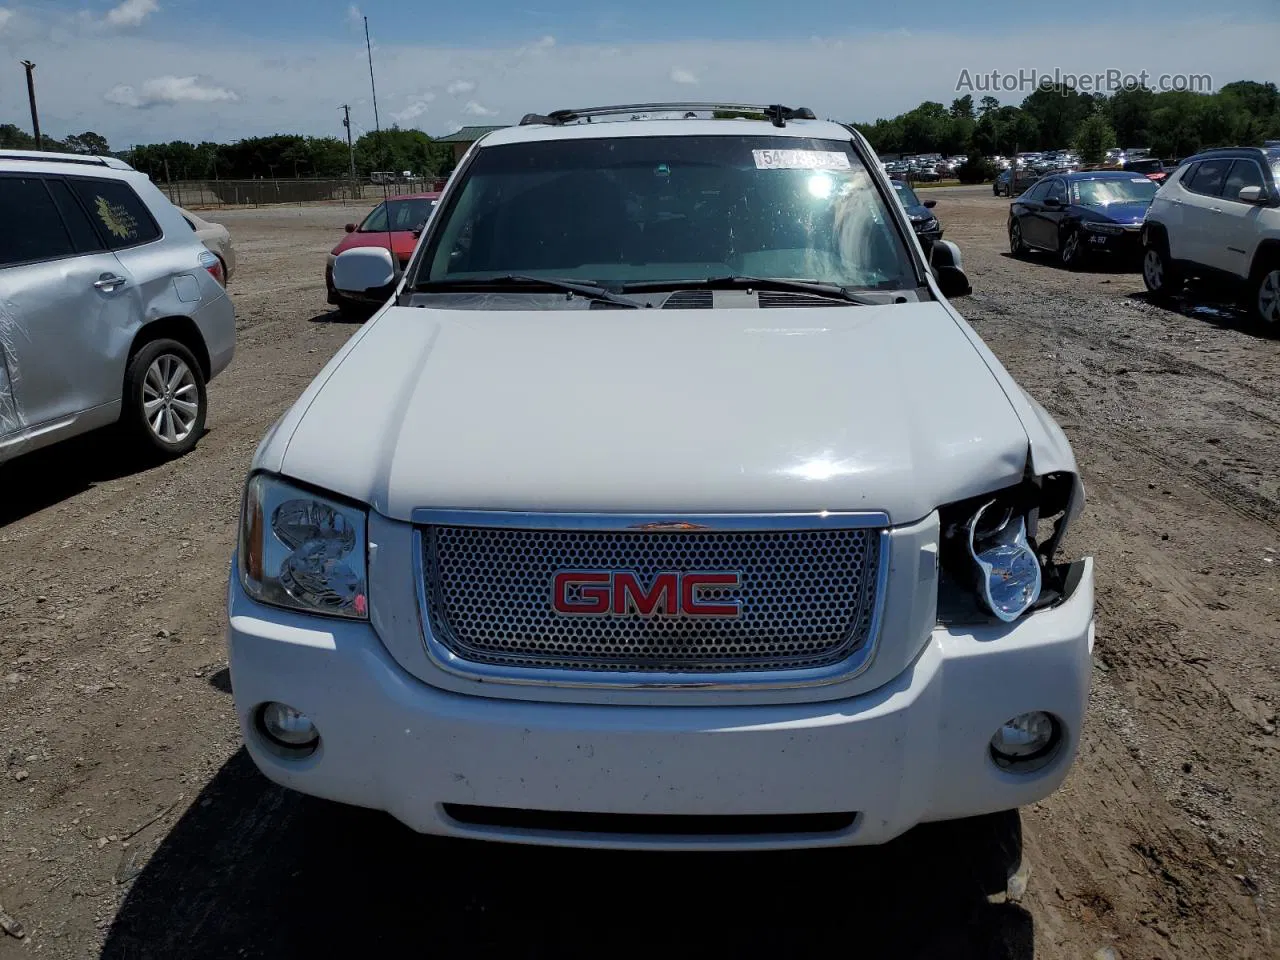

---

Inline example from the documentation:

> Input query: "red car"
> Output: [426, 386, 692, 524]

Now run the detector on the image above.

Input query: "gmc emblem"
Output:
[552, 571, 742, 617]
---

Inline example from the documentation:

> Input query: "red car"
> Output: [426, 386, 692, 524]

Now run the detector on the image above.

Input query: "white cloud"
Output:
[446, 79, 476, 96]
[392, 91, 436, 124]
[105, 75, 239, 109]
[346, 4, 362, 26]
[0, 9, 13, 33]
[105, 0, 159, 27]
[670, 67, 698, 85]
[462, 100, 498, 117]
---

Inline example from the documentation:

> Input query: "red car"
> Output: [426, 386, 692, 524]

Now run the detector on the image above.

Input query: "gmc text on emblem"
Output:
[551, 571, 742, 617]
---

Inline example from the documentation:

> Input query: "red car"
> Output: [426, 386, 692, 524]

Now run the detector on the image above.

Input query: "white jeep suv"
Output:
[1141, 146, 1280, 325]
[0, 150, 235, 463]
[228, 103, 1094, 850]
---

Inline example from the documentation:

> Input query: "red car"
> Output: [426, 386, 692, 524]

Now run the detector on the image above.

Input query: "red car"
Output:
[325, 192, 440, 315]
[1121, 158, 1168, 184]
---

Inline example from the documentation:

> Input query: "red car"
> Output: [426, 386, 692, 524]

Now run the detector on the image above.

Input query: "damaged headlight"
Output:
[238, 473, 369, 620]
[965, 501, 1041, 622]
[939, 471, 1080, 623]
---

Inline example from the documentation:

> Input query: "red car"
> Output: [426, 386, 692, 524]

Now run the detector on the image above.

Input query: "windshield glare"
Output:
[418, 135, 917, 291]
[360, 198, 436, 232]
[1074, 177, 1158, 206]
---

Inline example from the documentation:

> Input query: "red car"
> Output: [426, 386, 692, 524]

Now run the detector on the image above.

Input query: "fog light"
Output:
[990, 711, 1060, 769]
[259, 702, 319, 749]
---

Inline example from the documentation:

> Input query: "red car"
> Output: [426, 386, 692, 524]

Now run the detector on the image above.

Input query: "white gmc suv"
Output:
[1142, 145, 1280, 326]
[227, 103, 1095, 850]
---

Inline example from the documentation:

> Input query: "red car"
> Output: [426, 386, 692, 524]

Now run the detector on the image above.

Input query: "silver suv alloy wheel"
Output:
[143, 353, 199, 444]
[1143, 249, 1164, 291]
[1258, 267, 1280, 325]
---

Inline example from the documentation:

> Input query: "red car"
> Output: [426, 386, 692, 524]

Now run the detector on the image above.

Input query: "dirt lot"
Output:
[1, 188, 1277, 959]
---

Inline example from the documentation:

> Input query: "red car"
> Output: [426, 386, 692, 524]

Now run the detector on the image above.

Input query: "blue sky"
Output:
[1, 0, 1276, 149]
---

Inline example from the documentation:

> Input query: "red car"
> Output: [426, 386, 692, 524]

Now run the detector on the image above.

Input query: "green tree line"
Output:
[0, 123, 455, 180]
[852, 80, 1280, 161]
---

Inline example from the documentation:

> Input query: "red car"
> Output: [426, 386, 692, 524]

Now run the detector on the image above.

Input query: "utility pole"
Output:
[21, 60, 42, 149]
[341, 104, 357, 181]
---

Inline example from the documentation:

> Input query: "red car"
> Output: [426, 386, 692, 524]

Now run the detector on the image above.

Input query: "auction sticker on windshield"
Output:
[753, 150, 852, 170]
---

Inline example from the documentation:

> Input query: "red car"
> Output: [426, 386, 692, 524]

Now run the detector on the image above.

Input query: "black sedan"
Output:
[1007, 170, 1158, 269]
[891, 179, 943, 249]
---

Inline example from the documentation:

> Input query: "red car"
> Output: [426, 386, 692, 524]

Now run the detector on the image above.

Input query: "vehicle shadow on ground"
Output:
[306, 309, 368, 326]
[102, 751, 1033, 960]
[0, 429, 191, 528]
[1129, 288, 1269, 338]
[999, 251, 1139, 275]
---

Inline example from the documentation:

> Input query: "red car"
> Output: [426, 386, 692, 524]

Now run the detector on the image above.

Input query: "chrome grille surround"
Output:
[413, 510, 891, 690]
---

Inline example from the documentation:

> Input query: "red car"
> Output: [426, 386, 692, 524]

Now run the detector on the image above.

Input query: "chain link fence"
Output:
[156, 177, 448, 210]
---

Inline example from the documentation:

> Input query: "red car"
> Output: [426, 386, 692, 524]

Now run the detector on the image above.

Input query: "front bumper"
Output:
[914, 226, 943, 248]
[1082, 225, 1143, 255]
[227, 559, 1094, 850]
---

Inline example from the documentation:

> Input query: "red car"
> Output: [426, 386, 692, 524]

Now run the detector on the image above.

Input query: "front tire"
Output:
[122, 339, 207, 459]
[1142, 241, 1182, 301]
[1251, 260, 1280, 327]
[1009, 220, 1029, 257]
[1060, 227, 1085, 270]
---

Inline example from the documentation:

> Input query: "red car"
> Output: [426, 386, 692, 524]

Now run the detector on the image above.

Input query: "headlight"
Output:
[238, 473, 369, 619]
[965, 500, 1041, 622]
[939, 472, 1079, 624]
[917, 217, 939, 232]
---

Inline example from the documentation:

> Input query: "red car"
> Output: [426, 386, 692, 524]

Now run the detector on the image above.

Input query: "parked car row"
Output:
[1002, 143, 1280, 326]
[883, 154, 965, 181]
[0, 149, 236, 465]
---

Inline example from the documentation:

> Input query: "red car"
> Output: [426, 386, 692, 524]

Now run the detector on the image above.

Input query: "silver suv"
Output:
[1141, 146, 1280, 326]
[0, 150, 235, 463]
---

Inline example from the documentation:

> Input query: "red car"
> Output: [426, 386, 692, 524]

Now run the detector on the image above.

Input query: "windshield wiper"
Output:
[415, 275, 641, 308]
[619, 276, 882, 305]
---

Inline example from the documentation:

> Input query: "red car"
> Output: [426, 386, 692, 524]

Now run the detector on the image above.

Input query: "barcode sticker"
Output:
[752, 150, 852, 171]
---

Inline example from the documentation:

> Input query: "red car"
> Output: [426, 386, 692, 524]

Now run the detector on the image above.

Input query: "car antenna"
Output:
[365, 15, 396, 282]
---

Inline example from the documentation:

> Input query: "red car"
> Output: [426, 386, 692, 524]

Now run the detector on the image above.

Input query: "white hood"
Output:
[272, 302, 1033, 525]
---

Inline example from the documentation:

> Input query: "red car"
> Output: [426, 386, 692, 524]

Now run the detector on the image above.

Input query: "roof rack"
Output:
[519, 102, 818, 129]
[0, 149, 133, 170]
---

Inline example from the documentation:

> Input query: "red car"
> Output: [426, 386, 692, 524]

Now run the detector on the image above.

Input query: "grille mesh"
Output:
[422, 525, 882, 674]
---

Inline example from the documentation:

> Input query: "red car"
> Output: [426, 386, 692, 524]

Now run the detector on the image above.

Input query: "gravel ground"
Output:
[1, 188, 1277, 959]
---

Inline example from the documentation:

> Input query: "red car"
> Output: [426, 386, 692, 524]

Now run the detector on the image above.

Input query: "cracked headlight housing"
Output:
[939, 471, 1079, 624]
[238, 473, 369, 620]
[965, 500, 1041, 622]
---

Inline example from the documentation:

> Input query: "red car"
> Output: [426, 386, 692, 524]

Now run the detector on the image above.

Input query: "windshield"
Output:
[359, 197, 437, 233]
[1074, 177, 1158, 206]
[416, 135, 917, 291]
[892, 181, 922, 207]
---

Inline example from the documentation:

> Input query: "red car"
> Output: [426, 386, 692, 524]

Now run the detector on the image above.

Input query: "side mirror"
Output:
[930, 239, 971, 298]
[1043, 196, 1062, 209]
[332, 246, 397, 300]
[1238, 185, 1268, 204]
[345, 223, 357, 233]
[924, 199, 937, 209]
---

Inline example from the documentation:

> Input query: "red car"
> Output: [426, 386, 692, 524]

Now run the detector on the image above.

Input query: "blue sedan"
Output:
[1008, 170, 1159, 269]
